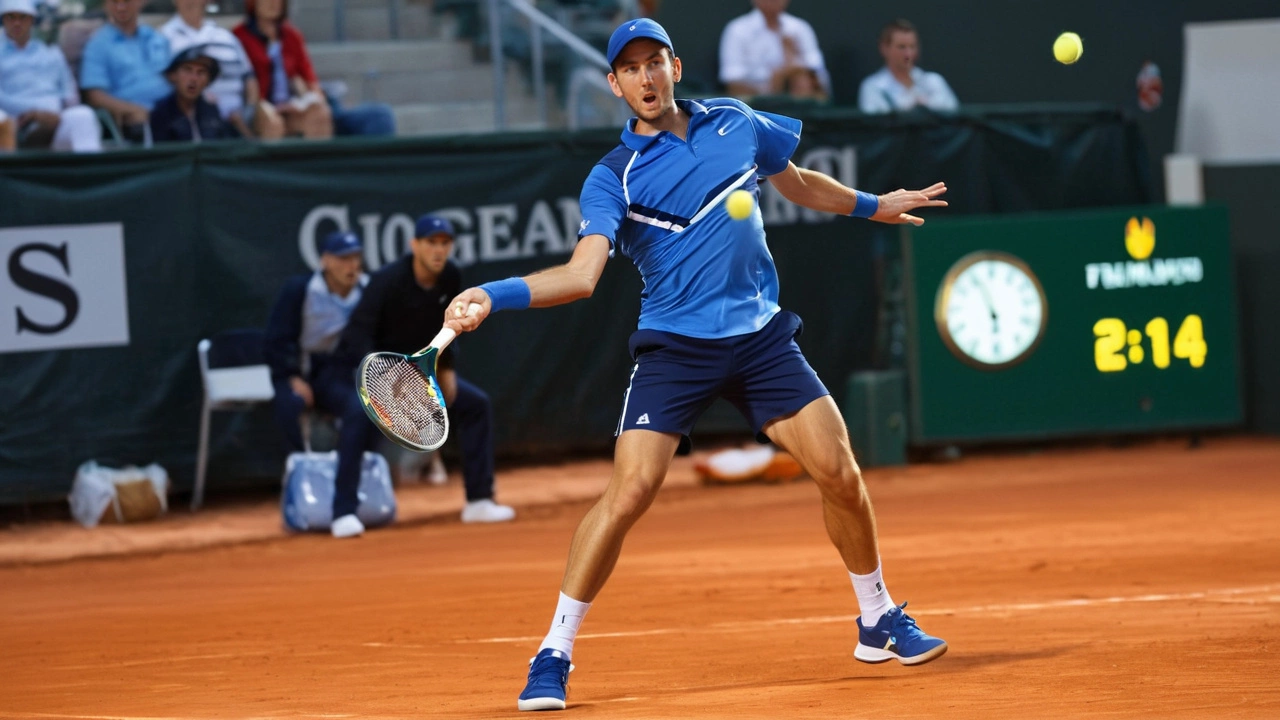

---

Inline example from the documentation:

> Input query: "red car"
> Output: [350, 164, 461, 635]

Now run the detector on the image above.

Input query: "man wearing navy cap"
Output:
[333, 214, 514, 533]
[265, 231, 368, 497]
[441, 17, 950, 710]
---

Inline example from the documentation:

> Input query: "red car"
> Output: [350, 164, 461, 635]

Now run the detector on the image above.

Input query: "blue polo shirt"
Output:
[79, 23, 171, 109]
[578, 98, 802, 339]
[0, 37, 79, 115]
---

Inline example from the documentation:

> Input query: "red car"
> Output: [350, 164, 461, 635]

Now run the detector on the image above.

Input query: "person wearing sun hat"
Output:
[149, 44, 232, 143]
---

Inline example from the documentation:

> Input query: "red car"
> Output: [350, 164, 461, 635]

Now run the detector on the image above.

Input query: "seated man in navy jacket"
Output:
[265, 230, 375, 537]
[150, 45, 231, 143]
[265, 230, 366, 453]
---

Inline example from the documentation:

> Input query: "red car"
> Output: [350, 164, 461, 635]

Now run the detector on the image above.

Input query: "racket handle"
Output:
[427, 302, 483, 352]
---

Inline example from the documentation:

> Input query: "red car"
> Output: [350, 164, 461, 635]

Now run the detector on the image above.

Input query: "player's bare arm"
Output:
[768, 161, 948, 226]
[444, 234, 611, 333]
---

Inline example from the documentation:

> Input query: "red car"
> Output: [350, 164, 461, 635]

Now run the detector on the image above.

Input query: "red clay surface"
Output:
[2, 436, 1278, 719]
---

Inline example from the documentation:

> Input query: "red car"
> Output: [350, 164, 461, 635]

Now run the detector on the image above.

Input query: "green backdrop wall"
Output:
[1, 107, 1152, 504]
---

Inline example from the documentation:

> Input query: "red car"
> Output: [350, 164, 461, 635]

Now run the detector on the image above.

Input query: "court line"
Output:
[0, 716, 359, 720]
[1, 707, 360, 712]
[51, 651, 336, 671]
[458, 583, 1280, 645]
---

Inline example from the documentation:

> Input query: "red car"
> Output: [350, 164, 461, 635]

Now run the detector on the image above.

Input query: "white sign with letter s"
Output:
[0, 223, 130, 354]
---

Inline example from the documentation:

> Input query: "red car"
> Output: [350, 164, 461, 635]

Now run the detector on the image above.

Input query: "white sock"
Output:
[849, 562, 896, 628]
[538, 592, 591, 658]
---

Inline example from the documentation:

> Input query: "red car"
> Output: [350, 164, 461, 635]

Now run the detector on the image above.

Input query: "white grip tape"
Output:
[428, 302, 483, 352]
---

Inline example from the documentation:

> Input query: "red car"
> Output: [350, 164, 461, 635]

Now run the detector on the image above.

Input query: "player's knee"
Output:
[814, 460, 867, 508]
[604, 476, 660, 522]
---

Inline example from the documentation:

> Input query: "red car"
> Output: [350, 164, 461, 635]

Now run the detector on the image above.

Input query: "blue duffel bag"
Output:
[281, 451, 396, 532]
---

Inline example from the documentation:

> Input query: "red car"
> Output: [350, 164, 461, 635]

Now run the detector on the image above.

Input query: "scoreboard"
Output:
[902, 205, 1242, 444]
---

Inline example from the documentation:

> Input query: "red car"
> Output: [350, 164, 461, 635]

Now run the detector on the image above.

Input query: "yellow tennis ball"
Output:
[725, 189, 754, 220]
[1053, 32, 1083, 65]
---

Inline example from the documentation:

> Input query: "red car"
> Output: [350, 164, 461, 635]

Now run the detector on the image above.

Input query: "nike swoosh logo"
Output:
[718, 127, 728, 136]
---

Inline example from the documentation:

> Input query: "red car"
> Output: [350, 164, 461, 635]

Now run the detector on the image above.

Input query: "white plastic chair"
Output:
[193, 329, 275, 510]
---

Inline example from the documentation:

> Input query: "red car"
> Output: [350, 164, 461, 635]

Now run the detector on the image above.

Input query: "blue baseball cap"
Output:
[606, 18, 674, 67]
[414, 214, 455, 239]
[322, 230, 361, 256]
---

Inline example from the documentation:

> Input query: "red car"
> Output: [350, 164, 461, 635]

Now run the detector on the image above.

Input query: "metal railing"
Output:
[487, 0, 618, 131]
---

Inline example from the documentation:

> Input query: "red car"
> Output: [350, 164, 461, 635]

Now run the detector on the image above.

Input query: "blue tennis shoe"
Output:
[853, 602, 948, 666]
[518, 648, 573, 711]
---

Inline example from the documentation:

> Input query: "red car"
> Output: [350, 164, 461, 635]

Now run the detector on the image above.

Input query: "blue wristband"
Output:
[850, 190, 879, 219]
[478, 277, 531, 312]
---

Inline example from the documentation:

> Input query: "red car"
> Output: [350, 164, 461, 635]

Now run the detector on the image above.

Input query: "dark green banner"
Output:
[0, 106, 1152, 504]
[903, 205, 1242, 443]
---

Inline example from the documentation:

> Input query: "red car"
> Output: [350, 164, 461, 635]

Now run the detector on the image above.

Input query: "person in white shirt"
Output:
[159, 0, 282, 138]
[858, 18, 958, 114]
[718, 0, 829, 99]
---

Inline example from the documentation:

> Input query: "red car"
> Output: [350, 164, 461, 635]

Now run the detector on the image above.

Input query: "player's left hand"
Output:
[444, 288, 491, 333]
[871, 182, 949, 226]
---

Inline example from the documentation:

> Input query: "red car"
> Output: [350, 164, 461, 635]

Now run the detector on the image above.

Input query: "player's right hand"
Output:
[443, 288, 491, 334]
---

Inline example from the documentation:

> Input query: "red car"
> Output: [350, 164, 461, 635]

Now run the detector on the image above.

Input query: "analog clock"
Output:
[934, 251, 1048, 370]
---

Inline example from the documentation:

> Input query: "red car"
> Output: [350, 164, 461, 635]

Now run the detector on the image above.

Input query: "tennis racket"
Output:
[355, 303, 482, 452]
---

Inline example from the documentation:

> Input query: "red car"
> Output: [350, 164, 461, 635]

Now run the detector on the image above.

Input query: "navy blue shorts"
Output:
[616, 311, 829, 445]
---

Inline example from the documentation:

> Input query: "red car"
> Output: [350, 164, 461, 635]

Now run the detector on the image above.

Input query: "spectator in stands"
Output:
[161, 0, 283, 139]
[327, 90, 396, 138]
[0, 0, 101, 152]
[858, 19, 958, 114]
[333, 215, 516, 536]
[771, 65, 827, 103]
[0, 109, 12, 150]
[719, 0, 829, 100]
[80, 0, 172, 140]
[233, 0, 332, 140]
[149, 45, 231, 143]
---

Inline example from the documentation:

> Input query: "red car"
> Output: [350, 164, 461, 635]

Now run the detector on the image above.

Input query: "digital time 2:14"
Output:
[1093, 315, 1207, 372]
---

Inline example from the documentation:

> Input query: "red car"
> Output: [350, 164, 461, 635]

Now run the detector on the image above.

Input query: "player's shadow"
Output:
[571, 645, 1076, 710]
[924, 645, 1076, 673]
[572, 673, 891, 710]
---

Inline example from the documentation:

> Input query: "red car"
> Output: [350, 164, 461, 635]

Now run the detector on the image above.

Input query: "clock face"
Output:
[934, 251, 1048, 370]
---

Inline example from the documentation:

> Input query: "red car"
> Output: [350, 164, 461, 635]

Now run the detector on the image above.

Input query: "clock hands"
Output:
[972, 277, 999, 333]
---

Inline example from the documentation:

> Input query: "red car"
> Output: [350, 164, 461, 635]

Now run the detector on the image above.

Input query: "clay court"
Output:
[2, 436, 1278, 719]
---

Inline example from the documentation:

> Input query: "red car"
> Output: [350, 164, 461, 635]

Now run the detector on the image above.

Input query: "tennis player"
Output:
[444, 18, 950, 711]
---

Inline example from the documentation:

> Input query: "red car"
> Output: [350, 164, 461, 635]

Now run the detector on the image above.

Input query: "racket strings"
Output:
[362, 356, 448, 449]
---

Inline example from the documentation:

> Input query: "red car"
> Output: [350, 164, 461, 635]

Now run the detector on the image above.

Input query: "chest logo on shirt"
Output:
[717, 127, 729, 136]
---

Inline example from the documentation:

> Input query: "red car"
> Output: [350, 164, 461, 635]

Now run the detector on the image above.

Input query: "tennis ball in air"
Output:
[725, 189, 754, 220]
[1053, 32, 1083, 65]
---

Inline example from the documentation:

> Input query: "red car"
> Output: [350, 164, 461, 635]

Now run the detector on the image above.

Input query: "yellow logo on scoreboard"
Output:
[1084, 216, 1202, 290]
[1125, 217, 1155, 260]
